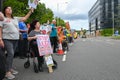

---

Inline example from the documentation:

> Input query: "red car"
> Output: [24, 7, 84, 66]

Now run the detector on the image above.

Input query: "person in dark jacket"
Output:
[0, 12, 5, 80]
[0, 48, 6, 80]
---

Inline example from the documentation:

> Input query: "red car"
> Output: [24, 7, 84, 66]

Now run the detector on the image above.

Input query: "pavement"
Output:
[3, 37, 120, 80]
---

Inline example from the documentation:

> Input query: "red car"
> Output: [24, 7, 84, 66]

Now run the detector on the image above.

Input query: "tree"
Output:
[3, 0, 54, 24]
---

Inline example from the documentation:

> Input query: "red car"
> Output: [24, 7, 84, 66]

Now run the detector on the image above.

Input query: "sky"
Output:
[40, 0, 97, 30]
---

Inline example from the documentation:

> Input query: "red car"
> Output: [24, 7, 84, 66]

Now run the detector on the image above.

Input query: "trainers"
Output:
[11, 69, 18, 75]
[5, 72, 15, 80]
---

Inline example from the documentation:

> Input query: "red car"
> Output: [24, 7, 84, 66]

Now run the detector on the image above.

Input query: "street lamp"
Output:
[57, 2, 68, 26]
[112, 0, 115, 36]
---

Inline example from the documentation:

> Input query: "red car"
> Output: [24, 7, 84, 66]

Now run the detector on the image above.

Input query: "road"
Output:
[4, 37, 120, 80]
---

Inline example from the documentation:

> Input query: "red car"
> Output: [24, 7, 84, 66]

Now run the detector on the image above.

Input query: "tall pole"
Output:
[57, 2, 68, 26]
[112, 0, 115, 36]
[57, 3, 59, 26]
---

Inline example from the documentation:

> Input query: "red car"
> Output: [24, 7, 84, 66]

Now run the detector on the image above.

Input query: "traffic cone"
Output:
[57, 42, 64, 55]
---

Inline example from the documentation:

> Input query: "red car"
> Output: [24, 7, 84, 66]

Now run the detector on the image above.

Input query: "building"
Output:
[88, 0, 120, 32]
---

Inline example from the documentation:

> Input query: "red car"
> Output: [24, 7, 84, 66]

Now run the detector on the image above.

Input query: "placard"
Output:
[28, 0, 39, 9]
[44, 55, 54, 67]
[36, 35, 53, 56]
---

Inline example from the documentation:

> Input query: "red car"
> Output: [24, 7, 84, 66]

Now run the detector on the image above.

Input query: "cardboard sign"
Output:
[40, 25, 52, 34]
[44, 55, 54, 67]
[36, 35, 53, 56]
[28, 0, 38, 9]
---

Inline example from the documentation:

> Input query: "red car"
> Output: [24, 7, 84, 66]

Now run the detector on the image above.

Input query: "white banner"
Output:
[28, 0, 39, 9]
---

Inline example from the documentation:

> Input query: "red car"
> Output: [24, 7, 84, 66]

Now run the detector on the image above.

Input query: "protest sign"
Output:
[40, 25, 52, 34]
[36, 35, 53, 56]
[28, 0, 38, 9]
[44, 55, 54, 67]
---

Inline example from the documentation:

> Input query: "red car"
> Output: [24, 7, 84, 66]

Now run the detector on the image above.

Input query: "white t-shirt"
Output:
[0, 17, 20, 40]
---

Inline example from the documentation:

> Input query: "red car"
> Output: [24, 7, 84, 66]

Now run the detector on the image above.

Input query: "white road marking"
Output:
[62, 51, 67, 61]
[62, 55, 66, 62]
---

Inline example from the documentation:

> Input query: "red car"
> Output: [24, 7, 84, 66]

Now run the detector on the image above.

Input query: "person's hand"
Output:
[0, 39, 4, 48]
[33, 36, 37, 39]
[0, 12, 4, 21]
[30, 7, 34, 13]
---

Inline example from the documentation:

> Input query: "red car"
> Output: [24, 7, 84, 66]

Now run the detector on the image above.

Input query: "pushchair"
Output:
[24, 40, 40, 73]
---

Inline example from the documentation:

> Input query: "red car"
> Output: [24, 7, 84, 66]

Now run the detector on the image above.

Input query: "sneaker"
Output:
[5, 72, 15, 80]
[10, 69, 18, 75]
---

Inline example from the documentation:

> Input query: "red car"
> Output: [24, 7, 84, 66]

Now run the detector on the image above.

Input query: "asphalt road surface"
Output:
[4, 37, 120, 80]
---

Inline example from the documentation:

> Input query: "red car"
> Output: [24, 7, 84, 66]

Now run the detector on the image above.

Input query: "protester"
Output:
[0, 6, 33, 79]
[49, 20, 58, 69]
[50, 20, 58, 53]
[18, 21, 28, 59]
[0, 12, 6, 80]
[0, 48, 6, 80]
[28, 20, 44, 72]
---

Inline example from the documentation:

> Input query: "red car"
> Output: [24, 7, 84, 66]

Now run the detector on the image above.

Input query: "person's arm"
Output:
[0, 27, 4, 48]
[27, 31, 37, 41]
[19, 29, 28, 33]
[20, 8, 34, 22]
[0, 12, 4, 21]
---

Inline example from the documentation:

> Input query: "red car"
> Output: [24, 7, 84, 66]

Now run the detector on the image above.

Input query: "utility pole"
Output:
[56, 2, 68, 26]
[112, 0, 115, 36]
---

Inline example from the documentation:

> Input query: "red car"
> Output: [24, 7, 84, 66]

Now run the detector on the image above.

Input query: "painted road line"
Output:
[62, 51, 67, 62]
[62, 54, 66, 62]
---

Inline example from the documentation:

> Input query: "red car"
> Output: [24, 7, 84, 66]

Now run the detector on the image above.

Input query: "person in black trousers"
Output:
[49, 20, 58, 69]
[0, 48, 6, 80]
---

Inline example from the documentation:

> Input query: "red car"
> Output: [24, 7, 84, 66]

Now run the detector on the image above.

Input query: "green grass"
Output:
[111, 36, 120, 40]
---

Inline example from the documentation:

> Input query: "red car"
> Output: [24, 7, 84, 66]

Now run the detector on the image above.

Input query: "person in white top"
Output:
[0, 6, 34, 80]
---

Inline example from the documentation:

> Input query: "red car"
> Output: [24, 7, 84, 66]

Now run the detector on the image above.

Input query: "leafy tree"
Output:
[3, 0, 54, 23]
[3, 0, 65, 25]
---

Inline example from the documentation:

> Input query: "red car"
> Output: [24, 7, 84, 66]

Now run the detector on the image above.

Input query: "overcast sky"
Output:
[40, 0, 97, 30]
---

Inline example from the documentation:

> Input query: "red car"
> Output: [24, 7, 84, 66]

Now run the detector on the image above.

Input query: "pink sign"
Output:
[36, 35, 53, 56]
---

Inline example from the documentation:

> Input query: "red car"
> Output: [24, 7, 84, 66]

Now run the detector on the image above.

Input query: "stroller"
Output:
[24, 40, 40, 73]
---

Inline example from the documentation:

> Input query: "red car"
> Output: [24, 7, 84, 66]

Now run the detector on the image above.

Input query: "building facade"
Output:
[89, 0, 120, 32]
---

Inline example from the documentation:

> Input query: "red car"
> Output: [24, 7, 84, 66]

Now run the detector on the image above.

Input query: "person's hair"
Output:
[3, 6, 14, 18]
[28, 20, 39, 33]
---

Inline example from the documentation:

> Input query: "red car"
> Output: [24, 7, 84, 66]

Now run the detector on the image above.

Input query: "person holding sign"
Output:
[0, 6, 33, 79]
[28, 20, 44, 72]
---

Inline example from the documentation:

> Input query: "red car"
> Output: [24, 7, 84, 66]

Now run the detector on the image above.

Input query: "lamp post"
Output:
[112, 0, 115, 36]
[57, 2, 68, 26]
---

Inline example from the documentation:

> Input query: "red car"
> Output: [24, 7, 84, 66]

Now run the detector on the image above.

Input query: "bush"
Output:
[101, 28, 113, 36]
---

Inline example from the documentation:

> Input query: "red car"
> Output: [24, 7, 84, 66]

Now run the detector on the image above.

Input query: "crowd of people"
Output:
[0, 6, 75, 80]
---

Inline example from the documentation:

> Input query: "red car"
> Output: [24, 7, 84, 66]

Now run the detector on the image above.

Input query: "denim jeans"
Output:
[3, 39, 18, 72]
